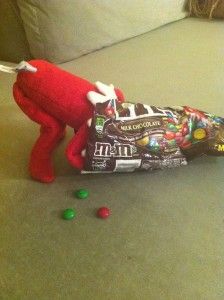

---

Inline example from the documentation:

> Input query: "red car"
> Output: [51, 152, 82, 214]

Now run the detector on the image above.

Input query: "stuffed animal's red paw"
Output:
[29, 160, 55, 183]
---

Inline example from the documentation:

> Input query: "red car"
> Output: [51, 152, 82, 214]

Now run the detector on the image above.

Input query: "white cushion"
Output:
[17, 0, 187, 63]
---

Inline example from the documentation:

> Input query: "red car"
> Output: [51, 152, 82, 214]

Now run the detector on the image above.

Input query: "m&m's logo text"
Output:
[215, 144, 224, 152]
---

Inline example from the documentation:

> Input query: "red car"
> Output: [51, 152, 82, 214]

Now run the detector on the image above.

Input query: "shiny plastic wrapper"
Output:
[82, 99, 224, 173]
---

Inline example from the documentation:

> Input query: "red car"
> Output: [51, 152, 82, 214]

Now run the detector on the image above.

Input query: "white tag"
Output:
[0, 61, 37, 74]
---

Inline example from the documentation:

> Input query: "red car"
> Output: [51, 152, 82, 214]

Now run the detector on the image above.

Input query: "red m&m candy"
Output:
[164, 131, 176, 140]
[175, 132, 182, 138]
[175, 136, 184, 145]
[167, 118, 176, 124]
[97, 207, 111, 219]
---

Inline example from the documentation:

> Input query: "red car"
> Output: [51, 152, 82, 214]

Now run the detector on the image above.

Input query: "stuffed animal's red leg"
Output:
[66, 123, 89, 170]
[13, 83, 66, 183]
[11, 60, 125, 182]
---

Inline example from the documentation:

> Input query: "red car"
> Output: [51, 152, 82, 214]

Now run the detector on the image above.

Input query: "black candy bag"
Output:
[82, 98, 224, 173]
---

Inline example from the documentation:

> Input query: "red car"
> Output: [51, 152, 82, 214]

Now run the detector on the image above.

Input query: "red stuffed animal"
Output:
[2, 60, 224, 182]
[11, 60, 124, 183]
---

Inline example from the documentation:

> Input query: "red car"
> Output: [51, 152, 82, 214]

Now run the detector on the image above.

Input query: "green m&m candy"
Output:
[62, 208, 76, 220]
[167, 123, 178, 132]
[75, 188, 89, 199]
